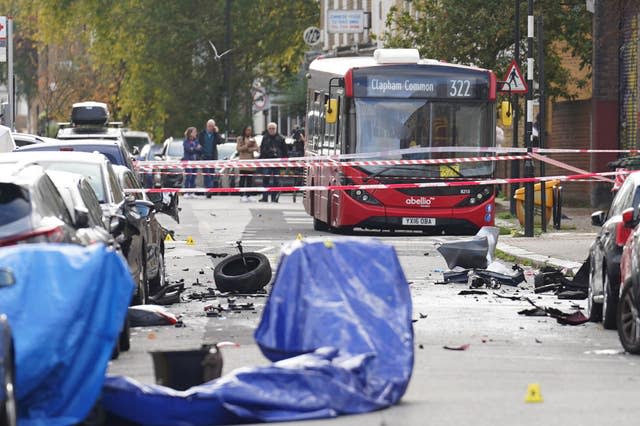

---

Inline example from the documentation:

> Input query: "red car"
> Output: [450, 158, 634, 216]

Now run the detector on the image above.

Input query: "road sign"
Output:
[499, 60, 528, 94]
[303, 26, 321, 46]
[0, 16, 6, 39]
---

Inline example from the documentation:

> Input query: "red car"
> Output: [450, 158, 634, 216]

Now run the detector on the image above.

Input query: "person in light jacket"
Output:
[236, 125, 259, 202]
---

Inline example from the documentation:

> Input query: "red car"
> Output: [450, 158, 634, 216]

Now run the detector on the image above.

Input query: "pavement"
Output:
[494, 199, 596, 271]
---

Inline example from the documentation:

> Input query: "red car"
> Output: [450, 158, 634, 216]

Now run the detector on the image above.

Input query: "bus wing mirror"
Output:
[500, 100, 513, 127]
[325, 99, 338, 124]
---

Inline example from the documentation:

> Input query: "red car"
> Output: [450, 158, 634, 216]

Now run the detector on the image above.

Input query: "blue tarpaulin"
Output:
[103, 237, 414, 425]
[0, 243, 134, 426]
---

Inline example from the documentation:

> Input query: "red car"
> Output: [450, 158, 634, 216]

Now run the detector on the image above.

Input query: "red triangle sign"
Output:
[499, 60, 528, 94]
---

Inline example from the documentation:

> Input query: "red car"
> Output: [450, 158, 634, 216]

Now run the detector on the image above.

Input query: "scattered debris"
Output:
[443, 344, 470, 351]
[519, 298, 589, 325]
[419, 313, 428, 319]
[443, 267, 470, 283]
[471, 263, 525, 288]
[535, 338, 542, 344]
[534, 259, 589, 299]
[418, 344, 424, 349]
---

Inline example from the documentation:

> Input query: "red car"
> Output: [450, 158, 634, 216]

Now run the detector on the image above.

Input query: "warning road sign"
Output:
[499, 60, 528, 94]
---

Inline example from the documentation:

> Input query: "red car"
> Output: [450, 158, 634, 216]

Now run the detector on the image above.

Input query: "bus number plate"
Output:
[402, 217, 436, 226]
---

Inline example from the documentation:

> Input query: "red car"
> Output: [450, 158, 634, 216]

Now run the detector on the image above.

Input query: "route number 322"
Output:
[449, 79, 471, 97]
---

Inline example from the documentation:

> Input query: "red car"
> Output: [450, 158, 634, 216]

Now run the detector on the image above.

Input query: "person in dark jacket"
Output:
[182, 126, 202, 197]
[198, 119, 223, 196]
[259, 122, 288, 202]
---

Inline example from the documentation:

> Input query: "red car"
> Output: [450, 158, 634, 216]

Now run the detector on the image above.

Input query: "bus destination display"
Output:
[353, 75, 488, 99]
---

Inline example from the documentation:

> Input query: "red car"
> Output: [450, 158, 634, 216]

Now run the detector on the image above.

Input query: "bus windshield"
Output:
[354, 98, 493, 178]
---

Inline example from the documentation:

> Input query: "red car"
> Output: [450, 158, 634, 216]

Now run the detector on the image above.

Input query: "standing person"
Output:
[182, 126, 201, 198]
[259, 122, 288, 203]
[198, 119, 223, 198]
[236, 125, 259, 202]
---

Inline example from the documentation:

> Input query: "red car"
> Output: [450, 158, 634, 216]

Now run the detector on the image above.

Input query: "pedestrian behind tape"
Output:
[198, 119, 223, 197]
[182, 126, 201, 198]
[259, 122, 288, 203]
[236, 125, 258, 202]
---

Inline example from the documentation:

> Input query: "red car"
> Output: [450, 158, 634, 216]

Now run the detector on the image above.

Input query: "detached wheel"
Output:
[617, 284, 640, 354]
[214, 252, 271, 293]
[603, 271, 618, 330]
[1, 340, 16, 426]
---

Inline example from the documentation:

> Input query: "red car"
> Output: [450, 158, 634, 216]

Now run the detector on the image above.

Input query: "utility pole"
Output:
[510, 0, 521, 215]
[524, 0, 535, 237]
[537, 16, 546, 232]
[223, 0, 231, 141]
[7, 16, 14, 130]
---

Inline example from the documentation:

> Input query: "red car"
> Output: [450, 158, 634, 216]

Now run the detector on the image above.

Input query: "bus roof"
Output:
[309, 55, 489, 78]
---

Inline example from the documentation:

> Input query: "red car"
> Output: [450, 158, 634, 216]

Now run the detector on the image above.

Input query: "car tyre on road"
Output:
[587, 267, 603, 322]
[214, 252, 272, 293]
[119, 314, 131, 352]
[617, 283, 640, 354]
[313, 218, 329, 232]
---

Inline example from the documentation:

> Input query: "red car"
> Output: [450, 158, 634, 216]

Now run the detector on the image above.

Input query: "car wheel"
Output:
[587, 265, 603, 322]
[213, 252, 272, 293]
[313, 217, 329, 232]
[118, 314, 131, 352]
[149, 252, 166, 293]
[1, 339, 16, 426]
[132, 246, 149, 305]
[617, 283, 640, 354]
[603, 271, 618, 329]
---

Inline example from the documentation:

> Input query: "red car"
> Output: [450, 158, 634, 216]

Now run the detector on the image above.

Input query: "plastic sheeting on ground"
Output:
[102, 237, 414, 425]
[0, 243, 134, 426]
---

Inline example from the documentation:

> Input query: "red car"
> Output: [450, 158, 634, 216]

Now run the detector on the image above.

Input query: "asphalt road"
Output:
[108, 195, 640, 426]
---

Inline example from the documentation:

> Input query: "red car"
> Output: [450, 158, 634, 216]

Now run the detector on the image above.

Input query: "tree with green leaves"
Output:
[383, 0, 592, 100]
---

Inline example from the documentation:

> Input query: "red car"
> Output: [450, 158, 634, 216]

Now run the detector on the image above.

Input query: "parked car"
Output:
[0, 164, 81, 247]
[139, 142, 165, 188]
[15, 139, 178, 222]
[0, 313, 16, 426]
[588, 171, 640, 328]
[16, 138, 136, 171]
[11, 132, 56, 147]
[618, 207, 640, 354]
[46, 170, 115, 247]
[122, 130, 152, 159]
[153, 137, 184, 189]
[56, 101, 125, 143]
[113, 165, 168, 294]
[0, 152, 151, 304]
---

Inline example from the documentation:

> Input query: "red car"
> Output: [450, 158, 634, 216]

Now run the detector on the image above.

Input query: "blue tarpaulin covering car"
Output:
[0, 243, 134, 426]
[102, 237, 414, 425]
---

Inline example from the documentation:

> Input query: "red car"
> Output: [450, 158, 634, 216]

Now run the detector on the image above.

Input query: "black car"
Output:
[588, 171, 640, 328]
[0, 164, 80, 247]
[114, 165, 169, 295]
[0, 313, 15, 426]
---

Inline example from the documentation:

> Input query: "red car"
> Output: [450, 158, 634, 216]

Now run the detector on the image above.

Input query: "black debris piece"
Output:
[494, 293, 524, 301]
[443, 344, 470, 351]
[534, 258, 589, 300]
[228, 302, 254, 311]
[520, 298, 589, 326]
[419, 344, 424, 349]
[443, 267, 470, 284]
[535, 338, 542, 344]
[472, 263, 525, 288]
[555, 310, 589, 326]
[458, 290, 488, 296]
[149, 283, 186, 306]
[206, 252, 228, 258]
[419, 313, 428, 319]
[182, 268, 189, 272]
[518, 307, 547, 317]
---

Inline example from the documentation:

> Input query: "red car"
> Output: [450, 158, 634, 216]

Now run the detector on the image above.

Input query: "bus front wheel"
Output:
[313, 218, 330, 232]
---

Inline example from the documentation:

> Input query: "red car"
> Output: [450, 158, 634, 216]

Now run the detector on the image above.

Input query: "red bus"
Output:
[303, 49, 498, 234]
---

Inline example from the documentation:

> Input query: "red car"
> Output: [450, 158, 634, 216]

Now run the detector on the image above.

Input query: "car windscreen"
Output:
[124, 136, 149, 151]
[0, 183, 31, 226]
[36, 162, 107, 203]
[167, 142, 184, 157]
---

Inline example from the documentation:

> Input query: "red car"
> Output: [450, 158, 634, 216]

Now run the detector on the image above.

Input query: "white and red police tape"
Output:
[124, 170, 628, 195]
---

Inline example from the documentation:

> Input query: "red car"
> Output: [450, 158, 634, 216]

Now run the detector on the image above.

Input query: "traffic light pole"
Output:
[510, 0, 521, 215]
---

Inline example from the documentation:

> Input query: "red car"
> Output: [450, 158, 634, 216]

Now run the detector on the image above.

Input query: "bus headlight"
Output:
[456, 185, 494, 207]
[348, 189, 381, 206]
